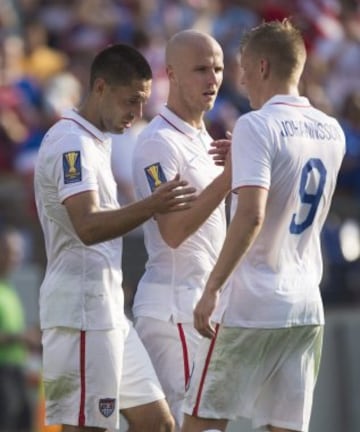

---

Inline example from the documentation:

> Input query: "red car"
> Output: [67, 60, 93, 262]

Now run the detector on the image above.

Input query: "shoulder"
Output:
[233, 109, 271, 136]
[43, 120, 92, 153]
[135, 116, 183, 157]
[139, 116, 181, 141]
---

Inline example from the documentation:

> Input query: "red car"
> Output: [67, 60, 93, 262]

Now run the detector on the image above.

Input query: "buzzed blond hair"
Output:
[240, 19, 307, 83]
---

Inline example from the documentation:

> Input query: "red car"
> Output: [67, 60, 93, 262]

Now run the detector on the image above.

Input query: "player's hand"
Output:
[152, 174, 196, 213]
[208, 131, 231, 166]
[22, 327, 42, 351]
[221, 146, 232, 188]
[193, 289, 219, 339]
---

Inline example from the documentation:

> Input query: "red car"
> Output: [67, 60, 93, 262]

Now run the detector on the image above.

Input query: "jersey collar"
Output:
[264, 94, 312, 108]
[159, 105, 207, 141]
[61, 109, 109, 143]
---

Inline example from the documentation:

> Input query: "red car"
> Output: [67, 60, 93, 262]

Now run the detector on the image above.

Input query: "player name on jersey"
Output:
[279, 120, 342, 140]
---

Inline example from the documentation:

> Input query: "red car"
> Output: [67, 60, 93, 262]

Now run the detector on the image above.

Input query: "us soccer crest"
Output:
[145, 162, 167, 191]
[63, 151, 81, 184]
[99, 398, 116, 417]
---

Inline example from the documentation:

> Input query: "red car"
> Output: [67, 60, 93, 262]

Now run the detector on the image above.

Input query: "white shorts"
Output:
[120, 321, 165, 409]
[183, 325, 323, 432]
[42, 327, 126, 429]
[135, 316, 202, 428]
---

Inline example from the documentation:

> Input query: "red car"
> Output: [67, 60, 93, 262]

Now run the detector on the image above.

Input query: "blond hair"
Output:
[240, 19, 306, 82]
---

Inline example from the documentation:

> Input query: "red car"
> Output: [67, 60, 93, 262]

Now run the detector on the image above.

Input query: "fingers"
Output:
[171, 185, 196, 196]
[165, 185, 197, 203]
[209, 139, 231, 167]
[197, 323, 216, 339]
[165, 193, 197, 212]
[193, 296, 217, 339]
[209, 152, 228, 160]
[153, 180, 197, 213]
[208, 146, 229, 155]
[209, 139, 231, 150]
[194, 313, 216, 339]
[209, 139, 231, 156]
[211, 159, 225, 167]
[160, 178, 196, 199]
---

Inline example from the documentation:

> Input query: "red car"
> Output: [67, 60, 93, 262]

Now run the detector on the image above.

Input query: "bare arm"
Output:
[156, 141, 232, 248]
[194, 185, 268, 338]
[64, 176, 196, 245]
[0, 327, 41, 351]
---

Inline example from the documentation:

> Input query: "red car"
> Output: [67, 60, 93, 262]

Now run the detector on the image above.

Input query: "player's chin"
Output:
[203, 103, 214, 112]
[110, 126, 125, 134]
[203, 101, 215, 112]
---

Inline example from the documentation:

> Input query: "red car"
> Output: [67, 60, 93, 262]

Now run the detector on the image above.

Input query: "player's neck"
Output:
[257, 83, 299, 108]
[77, 102, 102, 132]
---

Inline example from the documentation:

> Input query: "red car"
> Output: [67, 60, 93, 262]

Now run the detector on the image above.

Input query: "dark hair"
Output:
[89, 44, 152, 89]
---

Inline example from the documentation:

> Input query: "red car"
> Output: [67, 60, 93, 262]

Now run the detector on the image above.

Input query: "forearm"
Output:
[205, 206, 263, 294]
[0, 331, 24, 345]
[159, 172, 230, 248]
[65, 176, 196, 245]
[74, 196, 156, 245]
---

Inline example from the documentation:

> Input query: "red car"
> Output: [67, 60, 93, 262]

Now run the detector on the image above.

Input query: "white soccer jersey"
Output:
[132, 105, 226, 323]
[215, 95, 345, 328]
[34, 109, 126, 330]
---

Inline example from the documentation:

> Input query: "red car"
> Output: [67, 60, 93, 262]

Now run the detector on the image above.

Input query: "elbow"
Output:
[158, 216, 195, 249]
[79, 233, 96, 246]
[81, 236, 95, 246]
[160, 229, 188, 249]
[240, 207, 265, 235]
[163, 235, 183, 249]
[251, 211, 265, 232]
[76, 226, 98, 246]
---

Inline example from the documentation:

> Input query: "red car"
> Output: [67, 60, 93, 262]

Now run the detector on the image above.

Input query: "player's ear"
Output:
[166, 64, 177, 83]
[260, 58, 270, 80]
[93, 77, 107, 95]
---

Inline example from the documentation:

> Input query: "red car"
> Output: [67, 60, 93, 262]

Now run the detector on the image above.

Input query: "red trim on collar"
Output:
[270, 102, 311, 108]
[62, 117, 103, 141]
[158, 114, 194, 141]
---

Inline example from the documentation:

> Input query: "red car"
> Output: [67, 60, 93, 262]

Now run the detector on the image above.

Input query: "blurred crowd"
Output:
[1, 0, 360, 338]
[1, 0, 360, 430]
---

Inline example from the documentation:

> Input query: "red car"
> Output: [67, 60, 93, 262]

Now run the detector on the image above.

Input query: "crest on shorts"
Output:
[63, 151, 81, 184]
[144, 162, 167, 191]
[99, 398, 116, 417]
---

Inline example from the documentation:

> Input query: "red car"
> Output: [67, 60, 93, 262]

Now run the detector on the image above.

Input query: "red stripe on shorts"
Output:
[78, 331, 86, 426]
[192, 323, 220, 417]
[177, 323, 190, 389]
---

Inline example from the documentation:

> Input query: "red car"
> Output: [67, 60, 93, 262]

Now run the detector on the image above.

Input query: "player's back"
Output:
[220, 95, 345, 328]
[252, 97, 345, 273]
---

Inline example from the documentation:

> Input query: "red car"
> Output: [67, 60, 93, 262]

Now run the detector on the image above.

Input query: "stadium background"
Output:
[1, 0, 360, 431]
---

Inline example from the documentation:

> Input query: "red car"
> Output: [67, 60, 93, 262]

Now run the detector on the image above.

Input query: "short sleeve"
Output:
[132, 135, 180, 199]
[55, 133, 99, 203]
[232, 113, 273, 191]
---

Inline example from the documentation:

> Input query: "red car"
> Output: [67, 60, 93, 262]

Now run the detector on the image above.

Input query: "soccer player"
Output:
[34, 44, 196, 432]
[132, 29, 231, 430]
[182, 19, 346, 432]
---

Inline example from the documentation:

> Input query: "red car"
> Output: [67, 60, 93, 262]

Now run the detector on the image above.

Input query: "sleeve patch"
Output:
[144, 162, 167, 192]
[63, 151, 82, 184]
